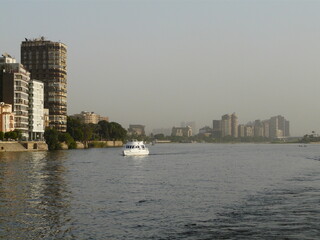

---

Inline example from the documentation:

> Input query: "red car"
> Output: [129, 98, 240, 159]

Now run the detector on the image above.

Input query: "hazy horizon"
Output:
[1, 0, 320, 136]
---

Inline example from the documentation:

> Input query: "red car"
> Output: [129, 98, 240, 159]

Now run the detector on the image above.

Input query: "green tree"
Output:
[4, 131, 17, 140]
[44, 128, 61, 150]
[67, 117, 84, 141]
[108, 122, 127, 141]
[98, 120, 110, 140]
[13, 129, 22, 140]
[154, 133, 165, 140]
[58, 132, 77, 149]
[0, 131, 4, 141]
[82, 124, 93, 142]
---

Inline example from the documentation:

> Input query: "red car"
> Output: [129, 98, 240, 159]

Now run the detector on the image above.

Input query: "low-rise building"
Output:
[0, 102, 15, 133]
[71, 111, 109, 124]
[199, 126, 212, 137]
[171, 126, 192, 137]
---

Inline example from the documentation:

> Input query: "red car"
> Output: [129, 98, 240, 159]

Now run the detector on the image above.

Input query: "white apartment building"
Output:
[29, 80, 44, 140]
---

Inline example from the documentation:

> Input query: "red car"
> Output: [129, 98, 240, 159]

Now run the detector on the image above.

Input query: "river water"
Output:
[0, 144, 319, 239]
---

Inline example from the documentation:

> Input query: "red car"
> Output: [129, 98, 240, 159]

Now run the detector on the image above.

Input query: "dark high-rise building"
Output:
[21, 37, 67, 132]
[212, 120, 221, 138]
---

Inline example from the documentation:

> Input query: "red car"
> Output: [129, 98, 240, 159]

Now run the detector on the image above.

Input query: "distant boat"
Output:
[122, 140, 149, 156]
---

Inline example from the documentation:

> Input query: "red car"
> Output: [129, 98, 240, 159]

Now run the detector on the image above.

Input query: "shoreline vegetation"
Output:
[0, 117, 315, 152]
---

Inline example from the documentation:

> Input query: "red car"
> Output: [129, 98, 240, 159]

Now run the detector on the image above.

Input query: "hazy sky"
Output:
[1, 0, 320, 136]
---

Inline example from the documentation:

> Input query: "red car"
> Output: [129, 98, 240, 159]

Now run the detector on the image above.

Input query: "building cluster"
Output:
[0, 37, 67, 140]
[202, 113, 290, 139]
[70, 111, 109, 124]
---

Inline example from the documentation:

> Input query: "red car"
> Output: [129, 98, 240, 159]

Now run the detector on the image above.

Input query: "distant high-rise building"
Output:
[254, 120, 264, 137]
[21, 37, 67, 132]
[269, 115, 289, 139]
[269, 116, 278, 138]
[238, 124, 245, 138]
[0, 53, 30, 138]
[221, 114, 231, 137]
[231, 113, 238, 138]
[212, 120, 222, 138]
[262, 120, 269, 138]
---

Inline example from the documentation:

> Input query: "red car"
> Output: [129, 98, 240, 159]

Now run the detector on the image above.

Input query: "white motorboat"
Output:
[122, 140, 149, 156]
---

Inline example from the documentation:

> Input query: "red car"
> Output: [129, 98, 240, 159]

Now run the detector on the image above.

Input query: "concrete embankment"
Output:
[0, 140, 123, 152]
[87, 140, 123, 148]
[0, 141, 48, 152]
[60, 141, 123, 150]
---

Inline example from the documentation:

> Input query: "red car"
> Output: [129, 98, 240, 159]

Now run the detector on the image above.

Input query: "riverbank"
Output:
[0, 141, 48, 152]
[60, 140, 123, 150]
[0, 140, 124, 152]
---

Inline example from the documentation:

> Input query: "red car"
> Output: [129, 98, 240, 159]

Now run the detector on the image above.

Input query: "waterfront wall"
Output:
[60, 141, 123, 149]
[0, 141, 48, 152]
[0, 140, 123, 152]
[88, 140, 123, 148]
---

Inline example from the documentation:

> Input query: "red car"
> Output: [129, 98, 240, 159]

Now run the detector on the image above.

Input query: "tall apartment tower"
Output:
[0, 53, 30, 138]
[29, 80, 45, 140]
[21, 37, 67, 132]
[212, 120, 222, 138]
[231, 113, 238, 138]
[221, 114, 231, 137]
[269, 115, 289, 139]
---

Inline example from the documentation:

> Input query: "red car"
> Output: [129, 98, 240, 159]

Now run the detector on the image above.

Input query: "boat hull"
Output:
[122, 149, 149, 156]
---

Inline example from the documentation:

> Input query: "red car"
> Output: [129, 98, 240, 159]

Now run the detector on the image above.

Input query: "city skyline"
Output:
[1, 0, 320, 136]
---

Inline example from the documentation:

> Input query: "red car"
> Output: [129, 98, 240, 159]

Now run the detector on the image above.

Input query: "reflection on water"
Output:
[0, 151, 73, 239]
[0, 144, 320, 239]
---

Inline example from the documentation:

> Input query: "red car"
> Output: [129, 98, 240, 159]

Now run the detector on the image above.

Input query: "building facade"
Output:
[21, 37, 67, 132]
[29, 80, 45, 140]
[212, 120, 222, 138]
[231, 113, 238, 138]
[244, 125, 254, 137]
[0, 54, 30, 139]
[221, 114, 231, 137]
[0, 102, 15, 133]
[171, 126, 192, 137]
[238, 124, 245, 138]
[71, 111, 109, 124]
[269, 115, 289, 139]
[254, 120, 264, 137]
